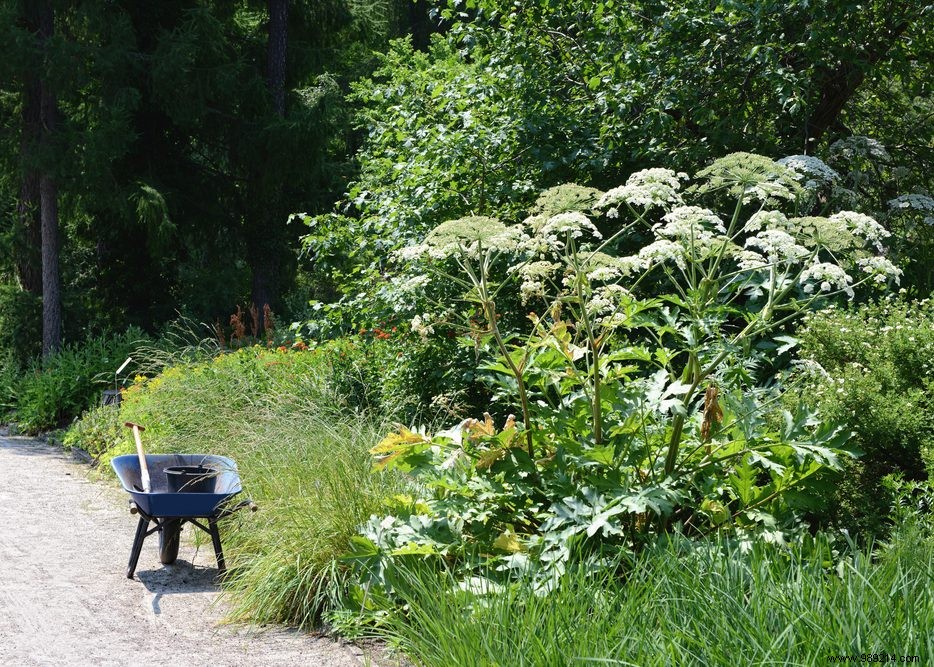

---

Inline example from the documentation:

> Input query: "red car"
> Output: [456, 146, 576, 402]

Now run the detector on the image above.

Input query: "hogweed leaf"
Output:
[371, 426, 431, 470]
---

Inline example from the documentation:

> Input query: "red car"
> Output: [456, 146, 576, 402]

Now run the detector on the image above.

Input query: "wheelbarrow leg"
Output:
[208, 517, 225, 573]
[127, 516, 150, 579]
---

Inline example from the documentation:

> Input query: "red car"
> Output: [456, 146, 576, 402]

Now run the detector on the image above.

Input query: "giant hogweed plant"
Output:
[348, 153, 901, 594]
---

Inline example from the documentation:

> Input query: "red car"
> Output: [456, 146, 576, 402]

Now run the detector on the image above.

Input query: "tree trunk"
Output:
[17, 162, 42, 296]
[408, 0, 431, 51]
[804, 18, 912, 147]
[39, 0, 62, 357]
[265, 0, 288, 117]
[249, 0, 289, 331]
[40, 175, 61, 357]
[16, 2, 42, 296]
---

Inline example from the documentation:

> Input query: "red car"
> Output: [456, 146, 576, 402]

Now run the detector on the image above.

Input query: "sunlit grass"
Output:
[100, 347, 405, 627]
[378, 530, 934, 666]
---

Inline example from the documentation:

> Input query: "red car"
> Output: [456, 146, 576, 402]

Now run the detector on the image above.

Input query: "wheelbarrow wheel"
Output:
[159, 518, 182, 564]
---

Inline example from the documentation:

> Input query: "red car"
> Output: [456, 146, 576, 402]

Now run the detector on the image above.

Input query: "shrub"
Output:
[62, 404, 124, 461]
[320, 332, 488, 425]
[0, 351, 21, 419]
[14, 328, 147, 433]
[796, 296, 934, 535]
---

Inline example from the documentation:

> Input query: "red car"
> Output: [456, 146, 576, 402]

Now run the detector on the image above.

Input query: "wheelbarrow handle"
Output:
[217, 499, 258, 519]
[124, 422, 151, 493]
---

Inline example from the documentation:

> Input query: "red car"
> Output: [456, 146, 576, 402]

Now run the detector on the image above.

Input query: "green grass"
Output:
[214, 409, 400, 627]
[91, 346, 405, 627]
[377, 530, 934, 666]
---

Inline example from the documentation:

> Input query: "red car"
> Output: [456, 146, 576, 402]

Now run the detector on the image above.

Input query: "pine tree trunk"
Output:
[39, 0, 62, 357]
[249, 0, 289, 331]
[17, 166, 42, 296]
[266, 0, 288, 117]
[40, 174, 61, 357]
[16, 2, 42, 296]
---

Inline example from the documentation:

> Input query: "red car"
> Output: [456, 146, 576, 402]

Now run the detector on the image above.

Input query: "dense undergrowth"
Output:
[10, 329, 145, 433]
[795, 296, 934, 536]
[45, 301, 932, 654]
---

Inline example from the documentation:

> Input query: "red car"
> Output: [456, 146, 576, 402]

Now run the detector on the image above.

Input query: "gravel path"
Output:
[0, 436, 379, 667]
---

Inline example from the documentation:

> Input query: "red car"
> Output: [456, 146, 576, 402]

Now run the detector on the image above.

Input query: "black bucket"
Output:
[165, 465, 218, 493]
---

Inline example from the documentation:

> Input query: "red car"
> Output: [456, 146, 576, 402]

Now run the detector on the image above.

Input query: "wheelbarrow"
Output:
[111, 452, 256, 579]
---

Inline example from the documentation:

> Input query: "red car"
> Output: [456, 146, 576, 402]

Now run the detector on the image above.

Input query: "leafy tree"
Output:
[446, 0, 932, 169]
[0, 0, 404, 357]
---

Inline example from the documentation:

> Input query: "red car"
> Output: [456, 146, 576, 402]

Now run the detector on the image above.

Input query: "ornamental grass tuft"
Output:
[377, 529, 934, 666]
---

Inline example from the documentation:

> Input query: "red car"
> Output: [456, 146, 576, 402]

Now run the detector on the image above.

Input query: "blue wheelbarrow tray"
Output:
[111, 454, 252, 579]
[112, 453, 242, 516]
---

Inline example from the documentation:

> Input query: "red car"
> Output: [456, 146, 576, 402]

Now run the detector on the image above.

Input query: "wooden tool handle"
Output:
[124, 422, 151, 493]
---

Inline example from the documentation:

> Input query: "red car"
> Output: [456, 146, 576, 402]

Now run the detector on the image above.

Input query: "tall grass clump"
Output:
[378, 531, 934, 666]
[97, 345, 405, 627]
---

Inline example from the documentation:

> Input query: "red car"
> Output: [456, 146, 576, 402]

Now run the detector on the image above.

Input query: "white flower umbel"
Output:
[527, 212, 602, 256]
[518, 231, 560, 257]
[598, 168, 685, 210]
[745, 229, 810, 263]
[586, 266, 620, 282]
[829, 211, 889, 251]
[800, 262, 854, 298]
[857, 256, 903, 284]
[425, 216, 508, 259]
[888, 194, 934, 225]
[540, 212, 602, 240]
[411, 314, 435, 341]
[587, 284, 632, 321]
[583, 252, 645, 282]
[395, 273, 430, 293]
[744, 180, 797, 205]
[510, 260, 561, 279]
[638, 239, 687, 270]
[743, 210, 792, 233]
[654, 206, 726, 241]
[520, 279, 546, 303]
[777, 155, 840, 185]
[488, 225, 532, 254]
[694, 153, 801, 205]
[734, 249, 768, 271]
[829, 136, 891, 162]
[512, 260, 560, 303]
[395, 243, 431, 262]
